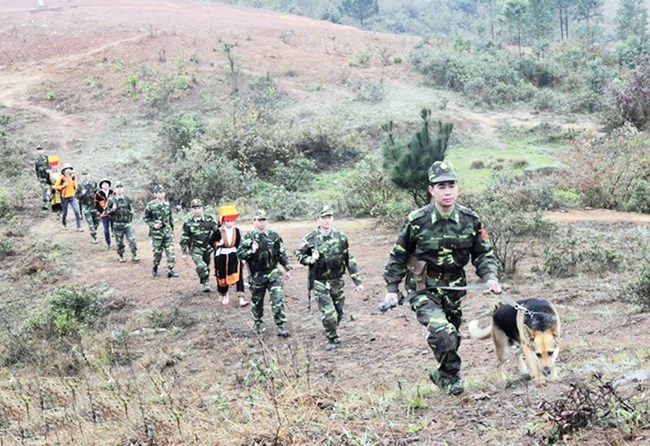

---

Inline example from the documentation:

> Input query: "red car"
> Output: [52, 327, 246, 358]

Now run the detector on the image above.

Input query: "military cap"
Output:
[428, 160, 458, 184]
[253, 209, 268, 220]
[318, 205, 334, 218]
[99, 178, 111, 188]
[153, 184, 165, 193]
[190, 198, 203, 208]
[114, 181, 124, 188]
[81, 168, 90, 175]
[61, 163, 74, 172]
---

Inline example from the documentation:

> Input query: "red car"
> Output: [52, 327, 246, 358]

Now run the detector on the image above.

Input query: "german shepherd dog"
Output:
[468, 298, 561, 383]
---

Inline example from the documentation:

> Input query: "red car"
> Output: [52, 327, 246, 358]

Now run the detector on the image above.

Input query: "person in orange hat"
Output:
[210, 209, 249, 307]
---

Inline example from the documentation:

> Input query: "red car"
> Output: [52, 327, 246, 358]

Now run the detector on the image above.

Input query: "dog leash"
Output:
[379, 283, 531, 314]
[437, 284, 532, 314]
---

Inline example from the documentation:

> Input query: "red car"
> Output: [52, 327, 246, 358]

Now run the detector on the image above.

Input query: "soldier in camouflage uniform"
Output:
[143, 185, 178, 278]
[295, 206, 364, 350]
[237, 210, 292, 337]
[180, 198, 217, 292]
[106, 181, 139, 263]
[77, 169, 100, 243]
[383, 160, 502, 396]
[34, 145, 50, 210]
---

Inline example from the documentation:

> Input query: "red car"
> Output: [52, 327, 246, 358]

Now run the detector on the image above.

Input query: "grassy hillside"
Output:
[1, 1, 649, 445]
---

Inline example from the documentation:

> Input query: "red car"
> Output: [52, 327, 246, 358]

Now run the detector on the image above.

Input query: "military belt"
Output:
[426, 269, 461, 281]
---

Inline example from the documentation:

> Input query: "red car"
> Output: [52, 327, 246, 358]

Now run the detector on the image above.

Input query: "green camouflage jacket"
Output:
[34, 155, 49, 180]
[295, 229, 362, 285]
[143, 199, 174, 236]
[384, 203, 498, 293]
[180, 214, 217, 254]
[238, 229, 292, 275]
[77, 180, 98, 207]
[106, 195, 134, 225]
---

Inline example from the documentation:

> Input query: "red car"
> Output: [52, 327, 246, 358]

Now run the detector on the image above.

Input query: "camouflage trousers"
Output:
[150, 232, 175, 272]
[410, 289, 464, 377]
[249, 268, 287, 327]
[82, 205, 100, 240]
[113, 223, 137, 257]
[313, 277, 345, 341]
[189, 246, 212, 284]
[38, 178, 50, 209]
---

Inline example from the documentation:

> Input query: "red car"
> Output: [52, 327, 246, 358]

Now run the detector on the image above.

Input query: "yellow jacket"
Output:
[54, 175, 77, 198]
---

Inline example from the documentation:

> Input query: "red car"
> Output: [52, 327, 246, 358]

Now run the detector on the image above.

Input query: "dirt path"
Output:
[546, 208, 650, 224]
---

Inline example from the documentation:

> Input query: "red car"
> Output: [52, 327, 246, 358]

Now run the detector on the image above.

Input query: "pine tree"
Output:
[339, 0, 379, 27]
[382, 109, 453, 207]
[616, 0, 649, 42]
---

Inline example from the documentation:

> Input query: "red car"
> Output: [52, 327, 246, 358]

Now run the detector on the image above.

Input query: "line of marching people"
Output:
[34, 146, 511, 395]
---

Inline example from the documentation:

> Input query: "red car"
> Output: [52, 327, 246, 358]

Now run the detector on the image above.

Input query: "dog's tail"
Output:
[468, 320, 492, 339]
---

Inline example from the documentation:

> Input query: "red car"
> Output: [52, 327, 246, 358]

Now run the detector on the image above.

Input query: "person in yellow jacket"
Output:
[54, 163, 84, 231]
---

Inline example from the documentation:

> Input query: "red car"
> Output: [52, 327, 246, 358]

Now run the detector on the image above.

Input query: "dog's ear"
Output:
[550, 322, 560, 338]
[524, 325, 536, 343]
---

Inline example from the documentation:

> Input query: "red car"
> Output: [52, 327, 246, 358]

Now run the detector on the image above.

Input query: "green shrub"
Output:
[544, 238, 623, 278]
[248, 72, 282, 107]
[348, 50, 371, 67]
[268, 155, 317, 192]
[581, 246, 623, 273]
[463, 173, 558, 277]
[46, 286, 100, 336]
[292, 118, 361, 169]
[544, 249, 580, 278]
[552, 188, 583, 208]
[0, 189, 11, 222]
[147, 307, 183, 329]
[625, 178, 650, 213]
[205, 102, 297, 177]
[345, 78, 385, 102]
[159, 111, 205, 157]
[627, 261, 650, 310]
[410, 44, 537, 106]
[517, 56, 558, 87]
[335, 152, 409, 221]
[607, 59, 650, 129]
[156, 142, 254, 207]
[560, 124, 650, 210]
[253, 184, 311, 220]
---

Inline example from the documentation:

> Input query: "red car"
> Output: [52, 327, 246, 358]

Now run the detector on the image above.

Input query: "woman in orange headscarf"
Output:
[210, 209, 249, 307]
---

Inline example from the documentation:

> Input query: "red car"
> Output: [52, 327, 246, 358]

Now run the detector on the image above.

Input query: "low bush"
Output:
[334, 152, 410, 221]
[155, 142, 255, 207]
[159, 111, 205, 158]
[464, 172, 558, 277]
[544, 236, 623, 278]
[625, 178, 650, 213]
[253, 184, 311, 220]
[45, 285, 100, 337]
[552, 188, 583, 209]
[559, 124, 650, 210]
[627, 261, 650, 310]
[410, 44, 537, 106]
[607, 59, 650, 129]
[268, 155, 317, 192]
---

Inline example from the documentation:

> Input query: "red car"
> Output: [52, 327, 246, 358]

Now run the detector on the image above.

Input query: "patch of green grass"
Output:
[451, 138, 568, 192]
[308, 170, 350, 201]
